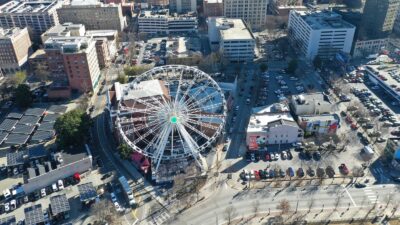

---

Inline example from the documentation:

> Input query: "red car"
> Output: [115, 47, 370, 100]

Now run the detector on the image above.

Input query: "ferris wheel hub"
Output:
[170, 115, 178, 124]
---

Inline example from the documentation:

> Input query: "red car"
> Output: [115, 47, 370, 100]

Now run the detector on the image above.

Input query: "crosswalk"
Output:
[364, 187, 379, 204]
[150, 209, 171, 225]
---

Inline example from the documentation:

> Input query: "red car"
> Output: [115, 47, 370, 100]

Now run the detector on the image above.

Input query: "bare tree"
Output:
[252, 200, 260, 216]
[307, 198, 315, 213]
[91, 200, 122, 225]
[277, 199, 291, 215]
[224, 205, 238, 225]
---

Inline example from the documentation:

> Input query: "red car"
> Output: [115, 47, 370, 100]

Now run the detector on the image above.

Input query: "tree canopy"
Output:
[117, 143, 132, 159]
[14, 84, 32, 108]
[116, 73, 128, 84]
[54, 109, 91, 147]
[286, 59, 298, 74]
[13, 71, 27, 86]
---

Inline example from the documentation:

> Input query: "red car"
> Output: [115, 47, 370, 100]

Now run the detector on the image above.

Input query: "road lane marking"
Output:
[345, 188, 357, 207]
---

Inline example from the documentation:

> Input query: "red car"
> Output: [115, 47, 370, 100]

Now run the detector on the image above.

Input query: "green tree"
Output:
[116, 73, 128, 84]
[313, 55, 322, 69]
[12, 71, 27, 86]
[14, 84, 32, 108]
[260, 63, 268, 73]
[54, 109, 91, 147]
[286, 59, 298, 74]
[124, 65, 152, 77]
[118, 143, 132, 159]
[35, 63, 50, 82]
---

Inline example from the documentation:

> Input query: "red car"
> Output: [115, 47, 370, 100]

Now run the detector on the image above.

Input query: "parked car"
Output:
[339, 163, 349, 175]
[265, 152, 271, 161]
[269, 169, 275, 178]
[4, 203, 9, 213]
[40, 188, 46, 198]
[317, 167, 325, 178]
[326, 166, 335, 178]
[110, 192, 117, 203]
[274, 153, 280, 160]
[313, 151, 321, 161]
[355, 183, 367, 188]
[297, 168, 304, 177]
[307, 168, 315, 177]
[52, 183, 58, 192]
[58, 180, 64, 190]
[279, 169, 285, 178]
[288, 167, 294, 177]
[281, 151, 287, 160]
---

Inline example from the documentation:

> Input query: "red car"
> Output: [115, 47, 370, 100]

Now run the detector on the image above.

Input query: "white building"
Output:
[290, 93, 333, 116]
[41, 23, 86, 43]
[0, 1, 62, 42]
[246, 103, 303, 149]
[223, 0, 268, 30]
[138, 10, 197, 34]
[170, 0, 197, 13]
[57, 0, 126, 31]
[353, 38, 389, 58]
[298, 114, 340, 135]
[207, 17, 255, 62]
[288, 10, 356, 60]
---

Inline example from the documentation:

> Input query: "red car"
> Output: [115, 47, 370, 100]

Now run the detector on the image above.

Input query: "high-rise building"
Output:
[0, 27, 32, 74]
[203, 0, 223, 17]
[223, 0, 268, 30]
[169, 0, 197, 13]
[148, 0, 169, 6]
[287, 10, 356, 60]
[0, 1, 62, 42]
[361, 0, 400, 39]
[44, 37, 101, 92]
[57, 0, 127, 31]
[207, 17, 255, 62]
[138, 9, 198, 34]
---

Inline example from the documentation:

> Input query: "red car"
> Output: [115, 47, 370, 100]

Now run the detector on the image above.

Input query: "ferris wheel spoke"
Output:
[180, 81, 212, 107]
[152, 123, 172, 172]
[188, 102, 223, 113]
[174, 69, 185, 107]
[133, 97, 164, 111]
[181, 121, 211, 141]
[185, 118, 221, 131]
[176, 123, 200, 154]
[187, 113, 225, 123]
[185, 91, 221, 111]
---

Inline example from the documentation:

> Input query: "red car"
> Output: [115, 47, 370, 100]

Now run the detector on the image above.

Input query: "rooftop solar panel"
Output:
[50, 194, 70, 215]
[47, 105, 67, 114]
[77, 182, 97, 202]
[24, 204, 45, 225]
[12, 124, 35, 135]
[31, 130, 55, 142]
[0, 119, 18, 132]
[4, 133, 29, 145]
[6, 151, 25, 166]
[37, 122, 54, 131]
[0, 215, 16, 225]
[43, 113, 60, 122]
[7, 112, 23, 119]
[0, 132, 8, 145]
[24, 108, 46, 117]
[18, 116, 40, 125]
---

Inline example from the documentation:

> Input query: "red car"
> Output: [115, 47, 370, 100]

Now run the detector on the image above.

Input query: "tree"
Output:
[260, 63, 268, 73]
[286, 59, 298, 74]
[54, 109, 91, 147]
[117, 143, 132, 159]
[35, 63, 50, 82]
[313, 55, 322, 69]
[277, 199, 291, 215]
[14, 84, 32, 108]
[12, 71, 27, 86]
[252, 200, 260, 216]
[124, 65, 152, 77]
[91, 200, 122, 225]
[116, 73, 128, 84]
[224, 205, 237, 225]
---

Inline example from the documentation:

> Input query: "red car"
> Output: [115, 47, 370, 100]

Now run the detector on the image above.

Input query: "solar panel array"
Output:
[77, 182, 97, 202]
[24, 204, 45, 225]
[0, 106, 66, 146]
[50, 194, 70, 215]
[6, 151, 25, 166]
[0, 215, 16, 225]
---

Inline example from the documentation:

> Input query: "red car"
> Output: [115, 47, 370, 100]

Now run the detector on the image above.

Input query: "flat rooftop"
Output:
[0, 27, 26, 39]
[118, 80, 167, 101]
[44, 36, 94, 54]
[365, 64, 400, 101]
[217, 18, 254, 40]
[298, 114, 339, 122]
[294, 10, 355, 30]
[0, 1, 59, 14]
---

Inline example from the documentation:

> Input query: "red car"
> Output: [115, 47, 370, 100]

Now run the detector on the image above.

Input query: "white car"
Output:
[10, 200, 16, 211]
[41, 188, 46, 197]
[58, 180, 64, 190]
[4, 203, 9, 213]
[244, 170, 250, 180]
[52, 183, 58, 192]
[275, 153, 280, 160]
[270, 154, 275, 160]
[281, 151, 287, 160]
[111, 192, 117, 202]
[114, 201, 122, 212]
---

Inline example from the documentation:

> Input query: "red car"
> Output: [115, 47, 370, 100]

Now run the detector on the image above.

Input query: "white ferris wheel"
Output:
[115, 65, 227, 172]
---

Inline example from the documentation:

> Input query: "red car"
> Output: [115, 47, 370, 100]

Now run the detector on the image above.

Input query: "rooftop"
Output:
[118, 80, 168, 101]
[0, 27, 27, 39]
[140, 9, 197, 19]
[294, 10, 355, 30]
[0, 119, 18, 132]
[24, 107, 46, 117]
[44, 36, 94, 54]
[292, 92, 332, 106]
[47, 105, 68, 114]
[214, 18, 254, 40]
[12, 124, 35, 135]
[298, 114, 339, 122]
[0, 1, 60, 14]
[248, 104, 297, 133]
[77, 182, 97, 202]
[0, 215, 15, 225]
[24, 204, 45, 225]
[364, 64, 400, 100]
[50, 194, 70, 215]
[31, 130, 55, 142]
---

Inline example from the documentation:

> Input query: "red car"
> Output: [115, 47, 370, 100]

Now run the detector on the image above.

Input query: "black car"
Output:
[360, 136, 370, 145]
[340, 111, 347, 117]
[279, 169, 285, 178]
[355, 183, 366, 188]
[307, 168, 315, 177]
[326, 166, 335, 178]
[313, 151, 321, 161]
[101, 172, 112, 180]
[297, 168, 304, 177]
[305, 151, 312, 160]
[287, 151, 293, 160]
[317, 167, 325, 178]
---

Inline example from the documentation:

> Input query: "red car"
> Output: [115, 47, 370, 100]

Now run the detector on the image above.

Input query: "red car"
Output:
[339, 163, 349, 175]
[265, 152, 271, 161]
[254, 170, 261, 180]
[351, 123, 358, 130]
[346, 116, 353, 124]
